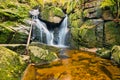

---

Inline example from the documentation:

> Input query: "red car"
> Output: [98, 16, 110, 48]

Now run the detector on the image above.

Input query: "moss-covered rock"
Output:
[96, 48, 111, 59]
[0, 24, 28, 44]
[111, 45, 120, 64]
[0, 25, 13, 43]
[105, 21, 120, 47]
[40, 6, 65, 23]
[71, 18, 105, 48]
[29, 46, 58, 64]
[0, 47, 26, 80]
[79, 24, 97, 47]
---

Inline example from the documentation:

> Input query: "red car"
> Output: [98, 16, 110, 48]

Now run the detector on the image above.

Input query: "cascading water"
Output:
[58, 15, 69, 46]
[34, 19, 54, 45]
[30, 9, 69, 47]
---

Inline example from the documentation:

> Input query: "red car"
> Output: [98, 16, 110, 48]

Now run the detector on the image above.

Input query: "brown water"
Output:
[22, 49, 120, 80]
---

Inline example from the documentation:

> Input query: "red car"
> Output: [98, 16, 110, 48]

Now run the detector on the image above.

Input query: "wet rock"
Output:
[111, 45, 120, 64]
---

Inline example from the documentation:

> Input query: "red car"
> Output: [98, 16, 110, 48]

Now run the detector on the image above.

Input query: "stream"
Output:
[22, 49, 120, 80]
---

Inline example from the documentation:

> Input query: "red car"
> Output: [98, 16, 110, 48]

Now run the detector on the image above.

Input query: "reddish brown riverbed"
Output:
[22, 50, 120, 80]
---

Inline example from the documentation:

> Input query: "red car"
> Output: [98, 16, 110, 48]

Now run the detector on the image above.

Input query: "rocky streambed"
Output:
[22, 49, 120, 80]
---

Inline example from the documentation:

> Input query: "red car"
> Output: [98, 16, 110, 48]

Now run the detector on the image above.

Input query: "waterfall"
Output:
[30, 9, 69, 47]
[34, 19, 54, 45]
[58, 15, 68, 46]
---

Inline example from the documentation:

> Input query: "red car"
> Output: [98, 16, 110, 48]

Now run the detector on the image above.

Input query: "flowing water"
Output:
[33, 15, 69, 47]
[34, 19, 54, 45]
[58, 15, 69, 46]
[27, 9, 120, 80]
[22, 50, 120, 80]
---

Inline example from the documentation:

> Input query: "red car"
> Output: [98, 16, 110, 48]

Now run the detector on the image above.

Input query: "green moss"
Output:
[105, 21, 120, 46]
[0, 47, 26, 80]
[41, 6, 64, 21]
[51, 7, 65, 17]
[0, 25, 13, 43]
[7, 45, 26, 55]
[29, 46, 58, 64]
[111, 45, 120, 64]
[41, 6, 50, 20]
[96, 48, 111, 59]
[66, 1, 76, 14]
[71, 19, 98, 48]
[9, 32, 27, 44]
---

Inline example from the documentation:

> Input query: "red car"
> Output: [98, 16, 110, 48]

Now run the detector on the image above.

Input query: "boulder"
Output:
[105, 21, 120, 47]
[71, 19, 104, 48]
[111, 45, 120, 64]
[29, 46, 58, 64]
[41, 6, 65, 23]
[0, 47, 25, 80]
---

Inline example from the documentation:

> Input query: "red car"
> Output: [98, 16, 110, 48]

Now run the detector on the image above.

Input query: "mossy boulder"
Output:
[105, 21, 120, 47]
[0, 47, 26, 80]
[71, 19, 105, 48]
[29, 46, 58, 64]
[0, 25, 13, 43]
[79, 24, 97, 47]
[96, 48, 111, 59]
[41, 6, 65, 23]
[0, 24, 28, 44]
[111, 45, 120, 64]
